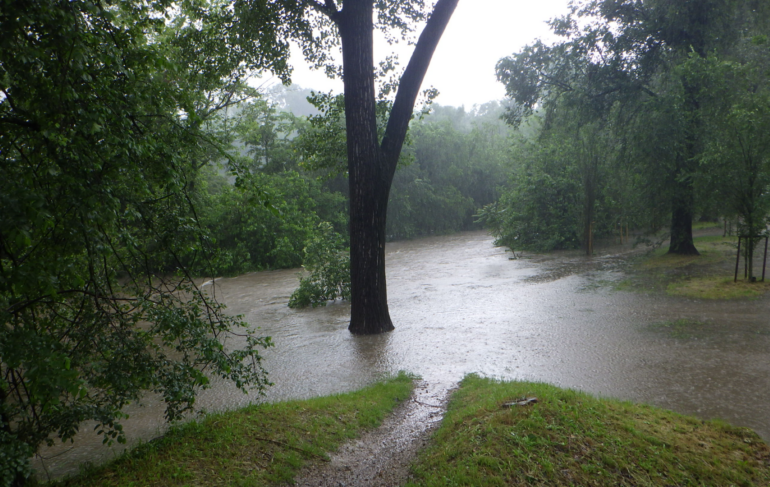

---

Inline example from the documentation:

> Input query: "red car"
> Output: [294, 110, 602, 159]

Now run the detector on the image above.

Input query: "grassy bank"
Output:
[51, 373, 413, 487]
[408, 375, 770, 486]
[618, 235, 770, 299]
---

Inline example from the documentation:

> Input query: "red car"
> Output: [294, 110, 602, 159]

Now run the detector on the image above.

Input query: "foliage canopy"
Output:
[0, 1, 272, 484]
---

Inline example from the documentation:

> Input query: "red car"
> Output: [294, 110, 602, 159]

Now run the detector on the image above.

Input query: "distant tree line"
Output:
[483, 0, 770, 259]
[200, 94, 512, 277]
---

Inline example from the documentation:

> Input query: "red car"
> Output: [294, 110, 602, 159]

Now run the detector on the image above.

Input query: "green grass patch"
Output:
[53, 373, 414, 487]
[408, 375, 770, 487]
[668, 276, 770, 299]
[616, 236, 760, 299]
[642, 236, 736, 270]
[613, 279, 635, 292]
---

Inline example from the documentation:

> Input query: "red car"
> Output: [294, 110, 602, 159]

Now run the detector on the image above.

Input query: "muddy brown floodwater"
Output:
[36, 231, 770, 480]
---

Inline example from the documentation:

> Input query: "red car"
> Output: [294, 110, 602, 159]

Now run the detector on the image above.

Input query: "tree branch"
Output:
[380, 0, 458, 169]
[302, 0, 339, 20]
[0, 117, 41, 130]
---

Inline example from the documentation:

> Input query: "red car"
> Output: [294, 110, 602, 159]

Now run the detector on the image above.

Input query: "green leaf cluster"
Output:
[0, 1, 274, 484]
[202, 170, 348, 275]
[288, 222, 351, 309]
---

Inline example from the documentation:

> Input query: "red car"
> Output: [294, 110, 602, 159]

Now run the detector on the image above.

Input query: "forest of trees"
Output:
[485, 0, 770, 261]
[3, 0, 770, 484]
[196, 91, 511, 277]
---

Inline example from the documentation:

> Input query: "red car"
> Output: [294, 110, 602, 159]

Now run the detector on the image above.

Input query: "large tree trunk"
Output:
[336, 0, 458, 334]
[338, 2, 394, 334]
[668, 180, 699, 255]
[668, 79, 700, 256]
[347, 161, 394, 333]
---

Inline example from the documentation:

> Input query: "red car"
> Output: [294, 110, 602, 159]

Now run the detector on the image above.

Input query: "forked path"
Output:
[294, 381, 452, 487]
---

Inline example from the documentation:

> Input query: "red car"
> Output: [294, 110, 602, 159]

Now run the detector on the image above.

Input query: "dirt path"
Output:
[293, 381, 452, 487]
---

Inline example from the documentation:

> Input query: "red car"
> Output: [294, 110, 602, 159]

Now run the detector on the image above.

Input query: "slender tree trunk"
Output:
[583, 181, 595, 256]
[582, 151, 598, 256]
[336, 0, 458, 334]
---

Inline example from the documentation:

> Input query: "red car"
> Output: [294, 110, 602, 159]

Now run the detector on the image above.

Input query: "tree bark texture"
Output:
[335, 0, 458, 334]
[667, 80, 700, 256]
[668, 176, 700, 255]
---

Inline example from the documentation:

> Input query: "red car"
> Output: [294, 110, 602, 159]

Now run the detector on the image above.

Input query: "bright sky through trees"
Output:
[283, 0, 570, 108]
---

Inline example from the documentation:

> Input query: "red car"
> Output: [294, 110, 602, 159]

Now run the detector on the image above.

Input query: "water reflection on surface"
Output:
[37, 231, 770, 479]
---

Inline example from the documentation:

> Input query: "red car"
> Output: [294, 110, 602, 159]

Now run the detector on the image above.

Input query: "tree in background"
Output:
[494, 0, 769, 255]
[698, 38, 770, 279]
[310, 0, 459, 334]
[388, 103, 510, 239]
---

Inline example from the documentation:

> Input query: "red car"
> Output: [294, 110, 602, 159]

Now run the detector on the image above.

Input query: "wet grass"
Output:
[408, 375, 770, 487]
[668, 276, 770, 299]
[50, 373, 414, 487]
[616, 235, 770, 299]
[641, 251, 723, 269]
[643, 235, 736, 268]
[643, 318, 770, 343]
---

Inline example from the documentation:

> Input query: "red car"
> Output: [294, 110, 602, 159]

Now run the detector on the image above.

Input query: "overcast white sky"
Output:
[282, 0, 571, 108]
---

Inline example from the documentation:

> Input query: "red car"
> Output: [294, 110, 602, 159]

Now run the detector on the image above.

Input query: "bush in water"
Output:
[289, 223, 351, 308]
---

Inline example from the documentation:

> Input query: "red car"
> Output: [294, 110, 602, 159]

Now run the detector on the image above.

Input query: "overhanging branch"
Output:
[380, 0, 458, 168]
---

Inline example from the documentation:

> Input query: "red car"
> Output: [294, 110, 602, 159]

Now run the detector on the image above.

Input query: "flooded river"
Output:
[36, 231, 770, 480]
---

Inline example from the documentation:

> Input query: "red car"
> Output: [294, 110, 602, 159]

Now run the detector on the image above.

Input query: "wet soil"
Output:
[293, 381, 451, 487]
[36, 231, 770, 480]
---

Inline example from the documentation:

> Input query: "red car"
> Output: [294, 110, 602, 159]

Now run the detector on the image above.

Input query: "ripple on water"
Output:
[35, 231, 770, 479]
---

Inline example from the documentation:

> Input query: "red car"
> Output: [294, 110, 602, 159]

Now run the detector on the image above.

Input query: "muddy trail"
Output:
[36, 230, 770, 480]
[294, 381, 451, 487]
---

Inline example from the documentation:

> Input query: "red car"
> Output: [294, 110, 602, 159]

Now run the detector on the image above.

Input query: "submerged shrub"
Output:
[289, 223, 351, 308]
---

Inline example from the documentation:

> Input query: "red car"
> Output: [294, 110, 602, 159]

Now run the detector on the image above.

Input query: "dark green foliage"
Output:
[388, 169, 475, 240]
[479, 138, 581, 251]
[387, 104, 510, 239]
[288, 223, 351, 309]
[491, 0, 770, 255]
[0, 1, 272, 484]
[203, 171, 347, 275]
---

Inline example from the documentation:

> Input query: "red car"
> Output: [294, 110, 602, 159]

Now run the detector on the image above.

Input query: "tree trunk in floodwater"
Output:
[334, 0, 458, 335]
[338, 2, 395, 334]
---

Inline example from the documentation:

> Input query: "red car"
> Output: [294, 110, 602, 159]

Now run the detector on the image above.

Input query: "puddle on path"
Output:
[294, 380, 451, 487]
[36, 231, 770, 479]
